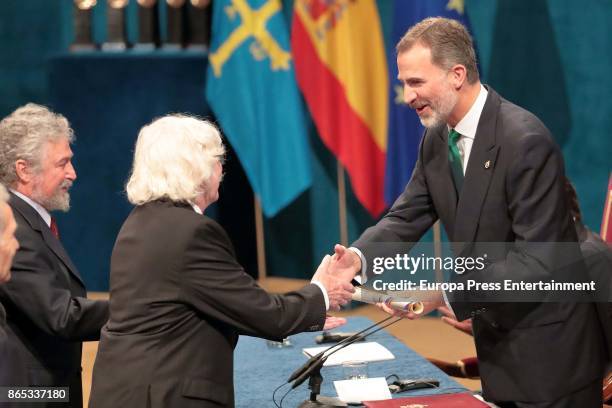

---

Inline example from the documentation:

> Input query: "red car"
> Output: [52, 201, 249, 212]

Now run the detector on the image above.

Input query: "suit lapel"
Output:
[40, 226, 84, 286]
[9, 193, 85, 287]
[453, 88, 501, 250]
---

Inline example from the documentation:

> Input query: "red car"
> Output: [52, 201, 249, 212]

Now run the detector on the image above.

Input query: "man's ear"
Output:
[15, 159, 33, 184]
[449, 64, 468, 89]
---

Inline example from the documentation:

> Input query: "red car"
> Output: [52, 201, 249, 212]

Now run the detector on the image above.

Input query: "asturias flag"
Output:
[206, 0, 312, 217]
[385, 0, 475, 206]
[291, 0, 389, 217]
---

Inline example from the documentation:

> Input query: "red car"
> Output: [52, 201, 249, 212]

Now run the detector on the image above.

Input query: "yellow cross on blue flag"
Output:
[205, 0, 312, 217]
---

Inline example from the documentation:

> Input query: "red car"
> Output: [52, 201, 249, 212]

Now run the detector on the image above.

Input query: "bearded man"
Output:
[331, 18, 605, 407]
[0, 104, 108, 408]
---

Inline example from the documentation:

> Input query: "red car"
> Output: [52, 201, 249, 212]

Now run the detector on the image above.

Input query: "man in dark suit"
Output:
[88, 115, 353, 408]
[0, 104, 109, 407]
[434, 178, 612, 401]
[331, 17, 605, 407]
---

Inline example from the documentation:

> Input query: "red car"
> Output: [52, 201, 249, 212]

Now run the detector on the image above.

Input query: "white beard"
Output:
[417, 83, 458, 129]
[32, 180, 72, 212]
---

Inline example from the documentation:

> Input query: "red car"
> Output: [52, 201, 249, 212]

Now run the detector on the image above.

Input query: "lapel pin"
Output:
[484, 160, 491, 169]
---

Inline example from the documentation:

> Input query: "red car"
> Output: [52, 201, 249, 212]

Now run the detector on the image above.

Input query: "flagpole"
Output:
[433, 221, 443, 283]
[337, 162, 349, 247]
[254, 195, 267, 281]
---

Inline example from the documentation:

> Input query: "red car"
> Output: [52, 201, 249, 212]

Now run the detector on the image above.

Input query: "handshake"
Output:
[311, 245, 362, 311]
[312, 245, 444, 323]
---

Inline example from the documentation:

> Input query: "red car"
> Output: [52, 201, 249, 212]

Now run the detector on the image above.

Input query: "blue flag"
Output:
[206, 0, 311, 217]
[384, 0, 474, 206]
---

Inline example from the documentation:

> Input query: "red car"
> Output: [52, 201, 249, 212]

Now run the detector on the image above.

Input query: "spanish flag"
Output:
[602, 173, 612, 243]
[291, 0, 388, 217]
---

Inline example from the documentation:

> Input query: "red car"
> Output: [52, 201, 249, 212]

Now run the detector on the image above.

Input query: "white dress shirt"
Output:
[450, 84, 488, 174]
[11, 189, 52, 227]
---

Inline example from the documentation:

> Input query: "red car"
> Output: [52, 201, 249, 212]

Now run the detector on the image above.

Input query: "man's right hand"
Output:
[329, 244, 361, 282]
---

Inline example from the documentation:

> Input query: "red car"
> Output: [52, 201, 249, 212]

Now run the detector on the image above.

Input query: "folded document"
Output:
[302, 341, 395, 366]
[363, 392, 489, 407]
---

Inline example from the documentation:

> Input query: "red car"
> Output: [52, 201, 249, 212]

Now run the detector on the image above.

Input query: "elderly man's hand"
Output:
[328, 244, 361, 282]
[323, 315, 347, 330]
[312, 255, 355, 311]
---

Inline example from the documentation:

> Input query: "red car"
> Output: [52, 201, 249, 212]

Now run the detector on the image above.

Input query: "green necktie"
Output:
[448, 129, 464, 193]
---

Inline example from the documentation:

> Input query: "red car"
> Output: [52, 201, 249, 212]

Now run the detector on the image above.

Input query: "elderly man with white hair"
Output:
[88, 114, 354, 408]
[0, 104, 109, 407]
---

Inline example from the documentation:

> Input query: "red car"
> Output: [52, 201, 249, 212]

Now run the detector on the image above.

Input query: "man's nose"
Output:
[404, 87, 417, 105]
[66, 162, 77, 180]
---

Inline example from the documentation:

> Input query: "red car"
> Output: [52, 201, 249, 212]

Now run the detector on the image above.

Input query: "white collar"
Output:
[190, 202, 203, 215]
[450, 84, 488, 140]
[10, 189, 52, 227]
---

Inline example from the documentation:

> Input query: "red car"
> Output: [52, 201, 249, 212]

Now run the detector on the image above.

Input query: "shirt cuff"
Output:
[348, 247, 367, 284]
[311, 280, 330, 311]
[442, 290, 455, 315]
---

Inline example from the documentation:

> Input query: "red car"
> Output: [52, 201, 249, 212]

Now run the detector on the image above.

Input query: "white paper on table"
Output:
[302, 341, 395, 366]
[333, 377, 392, 404]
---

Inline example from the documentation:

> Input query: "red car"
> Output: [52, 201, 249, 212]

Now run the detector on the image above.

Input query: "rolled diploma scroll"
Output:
[352, 287, 424, 314]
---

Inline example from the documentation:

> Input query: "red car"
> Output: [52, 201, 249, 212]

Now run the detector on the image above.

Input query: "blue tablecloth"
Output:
[234, 317, 467, 407]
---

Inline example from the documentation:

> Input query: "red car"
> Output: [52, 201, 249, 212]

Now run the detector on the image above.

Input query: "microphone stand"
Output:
[294, 317, 403, 407]
[299, 358, 344, 407]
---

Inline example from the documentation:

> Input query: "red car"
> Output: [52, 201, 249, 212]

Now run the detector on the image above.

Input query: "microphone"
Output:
[290, 316, 404, 389]
[315, 331, 366, 344]
[286, 315, 395, 383]
[351, 287, 425, 314]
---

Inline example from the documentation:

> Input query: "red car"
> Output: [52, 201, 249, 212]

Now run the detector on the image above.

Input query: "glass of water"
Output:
[266, 337, 293, 349]
[342, 360, 369, 380]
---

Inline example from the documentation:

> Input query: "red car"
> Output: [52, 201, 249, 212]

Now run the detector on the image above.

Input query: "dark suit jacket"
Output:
[89, 200, 326, 408]
[0, 302, 27, 387]
[0, 193, 109, 408]
[353, 87, 605, 402]
[577, 222, 612, 363]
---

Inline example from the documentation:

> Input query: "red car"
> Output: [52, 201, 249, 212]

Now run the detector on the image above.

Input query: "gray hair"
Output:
[0, 103, 75, 186]
[396, 17, 479, 84]
[126, 114, 225, 205]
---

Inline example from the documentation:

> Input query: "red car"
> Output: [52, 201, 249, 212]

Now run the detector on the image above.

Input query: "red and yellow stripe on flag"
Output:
[291, 0, 388, 216]
[601, 173, 612, 243]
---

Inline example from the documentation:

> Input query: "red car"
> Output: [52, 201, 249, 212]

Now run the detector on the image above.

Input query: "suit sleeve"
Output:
[0, 225, 108, 341]
[178, 220, 326, 340]
[353, 133, 438, 277]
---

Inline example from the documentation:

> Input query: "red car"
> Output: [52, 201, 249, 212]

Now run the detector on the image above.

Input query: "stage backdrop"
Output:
[0, 0, 610, 291]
